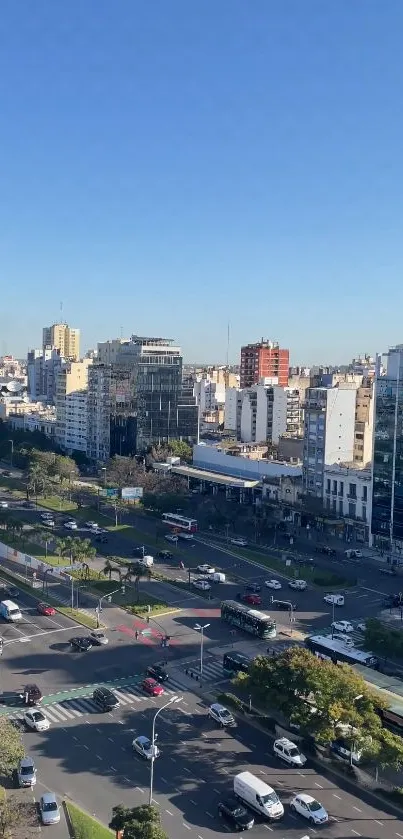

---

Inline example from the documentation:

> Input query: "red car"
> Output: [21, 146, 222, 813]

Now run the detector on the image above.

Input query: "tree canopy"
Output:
[0, 719, 24, 778]
[109, 804, 168, 839]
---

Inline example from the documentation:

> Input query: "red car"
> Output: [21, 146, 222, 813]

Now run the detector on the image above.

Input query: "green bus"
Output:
[221, 600, 277, 640]
[223, 651, 251, 677]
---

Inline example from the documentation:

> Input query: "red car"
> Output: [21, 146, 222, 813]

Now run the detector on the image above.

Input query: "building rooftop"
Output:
[171, 464, 259, 489]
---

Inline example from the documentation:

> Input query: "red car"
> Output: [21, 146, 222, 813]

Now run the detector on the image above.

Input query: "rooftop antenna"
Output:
[226, 321, 230, 366]
[60, 301, 64, 324]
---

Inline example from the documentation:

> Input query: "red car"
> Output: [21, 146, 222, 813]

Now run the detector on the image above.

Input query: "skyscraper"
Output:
[371, 346, 403, 551]
[240, 339, 289, 389]
[42, 323, 80, 361]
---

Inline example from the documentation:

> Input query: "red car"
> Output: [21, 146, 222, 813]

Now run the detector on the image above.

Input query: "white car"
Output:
[64, 521, 78, 530]
[197, 564, 215, 574]
[230, 538, 247, 547]
[43, 520, 55, 528]
[289, 579, 307, 591]
[90, 630, 109, 646]
[0, 501, 8, 509]
[324, 593, 344, 606]
[331, 620, 353, 633]
[86, 521, 99, 529]
[40, 512, 53, 520]
[265, 579, 282, 590]
[193, 579, 211, 591]
[208, 703, 235, 727]
[273, 737, 306, 767]
[290, 794, 328, 825]
[165, 534, 178, 543]
[23, 710, 50, 732]
[132, 735, 160, 760]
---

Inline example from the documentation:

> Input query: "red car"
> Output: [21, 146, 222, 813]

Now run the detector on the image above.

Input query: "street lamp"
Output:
[350, 694, 364, 767]
[101, 467, 107, 487]
[194, 622, 210, 686]
[149, 695, 183, 805]
[8, 439, 13, 468]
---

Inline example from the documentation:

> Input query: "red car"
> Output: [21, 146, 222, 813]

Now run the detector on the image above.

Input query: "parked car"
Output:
[43, 519, 55, 528]
[164, 534, 178, 543]
[315, 544, 336, 556]
[290, 794, 328, 825]
[132, 735, 160, 760]
[357, 622, 366, 633]
[39, 792, 60, 825]
[237, 592, 262, 606]
[157, 550, 173, 560]
[141, 678, 165, 697]
[37, 603, 56, 617]
[146, 664, 168, 683]
[23, 710, 50, 732]
[217, 796, 254, 831]
[197, 564, 215, 574]
[17, 756, 37, 787]
[64, 521, 77, 530]
[244, 583, 262, 593]
[265, 579, 282, 590]
[230, 538, 247, 547]
[86, 521, 98, 528]
[70, 636, 93, 651]
[345, 549, 362, 559]
[380, 567, 397, 576]
[324, 593, 344, 606]
[331, 620, 353, 633]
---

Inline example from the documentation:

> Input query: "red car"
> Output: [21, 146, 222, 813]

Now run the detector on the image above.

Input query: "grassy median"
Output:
[65, 801, 114, 839]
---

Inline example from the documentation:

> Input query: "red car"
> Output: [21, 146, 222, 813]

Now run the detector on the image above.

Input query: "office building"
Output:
[55, 359, 92, 453]
[240, 339, 289, 389]
[42, 323, 80, 361]
[371, 346, 403, 551]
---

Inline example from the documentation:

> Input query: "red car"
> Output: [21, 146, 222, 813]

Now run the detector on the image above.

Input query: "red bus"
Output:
[162, 513, 198, 532]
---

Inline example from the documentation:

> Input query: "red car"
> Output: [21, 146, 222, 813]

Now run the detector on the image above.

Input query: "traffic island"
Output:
[64, 800, 114, 839]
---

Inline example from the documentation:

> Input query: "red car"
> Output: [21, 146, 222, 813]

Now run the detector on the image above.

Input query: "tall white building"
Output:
[27, 347, 64, 404]
[194, 379, 226, 414]
[224, 384, 287, 444]
[303, 384, 359, 497]
[55, 359, 92, 453]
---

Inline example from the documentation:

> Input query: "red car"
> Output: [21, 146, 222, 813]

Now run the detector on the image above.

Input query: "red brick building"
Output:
[240, 339, 289, 389]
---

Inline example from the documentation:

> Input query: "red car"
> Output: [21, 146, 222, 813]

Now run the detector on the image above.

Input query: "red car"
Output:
[37, 603, 56, 616]
[141, 678, 165, 697]
[238, 593, 262, 606]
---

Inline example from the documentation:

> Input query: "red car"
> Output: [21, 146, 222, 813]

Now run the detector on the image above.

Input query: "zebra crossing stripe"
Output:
[44, 705, 68, 722]
[113, 689, 135, 705]
[59, 703, 81, 717]
[53, 704, 77, 719]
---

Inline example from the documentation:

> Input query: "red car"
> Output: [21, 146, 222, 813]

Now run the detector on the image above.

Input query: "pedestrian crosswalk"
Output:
[178, 655, 228, 685]
[5, 682, 181, 727]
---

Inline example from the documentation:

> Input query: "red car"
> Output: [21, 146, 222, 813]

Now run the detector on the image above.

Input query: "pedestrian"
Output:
[135, 630, 139, 640]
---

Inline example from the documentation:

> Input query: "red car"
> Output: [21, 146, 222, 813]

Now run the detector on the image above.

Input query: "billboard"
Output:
[100, 487, 119, 498]
[122, 487, 144, 500]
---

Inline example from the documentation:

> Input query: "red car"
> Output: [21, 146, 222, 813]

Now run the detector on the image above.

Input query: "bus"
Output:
[353, 664, 403, 735]
[223, 651, 251, 677]
[162, 513, 198, 533]
[221, 600, 276, 640]
[306, 634, 378, 668]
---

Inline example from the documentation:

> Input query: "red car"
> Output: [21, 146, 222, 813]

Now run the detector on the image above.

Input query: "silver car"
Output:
[39, 792, 60, 825]
[17, 756, 37, 787]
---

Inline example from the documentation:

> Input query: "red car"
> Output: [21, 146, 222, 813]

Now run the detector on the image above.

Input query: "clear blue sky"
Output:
[1, 1, 403, 366]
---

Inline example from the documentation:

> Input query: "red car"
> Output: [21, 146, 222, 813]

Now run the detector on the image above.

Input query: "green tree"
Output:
[109, 805, 167, 839]
[167, 440, 192, 462]
[371, 727, 403, 771]
[125, 562, 147, 601]
[55, 537, 67, 562]
[0, 787, 22, 839]
[0, 719, 24, 777]
[365, 618, 403, 659]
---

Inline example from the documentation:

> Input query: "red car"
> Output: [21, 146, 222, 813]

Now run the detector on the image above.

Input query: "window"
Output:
[348, 502, 356, 518]
[339, 499, 343, 515]
[362, 485, 368, 502]
[362, 505, 367, 522]
[326, 479, 331, 494]
[339, 481, 344, 497]
[332, 480, 337, 495]
[348, 483, 357, 499]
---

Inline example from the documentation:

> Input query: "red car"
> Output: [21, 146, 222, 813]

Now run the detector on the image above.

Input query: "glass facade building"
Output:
[372, 347, 403, 549]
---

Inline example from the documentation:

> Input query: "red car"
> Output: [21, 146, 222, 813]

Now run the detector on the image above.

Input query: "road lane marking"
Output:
[263, 826, 273, 831]
[314, 782, 323, 788]
[135, 787, 144, 794]
[183, 767, 191, 774]
[160, 777, 168, 784]
[190, 799, 197, 806]
[83, 745, 89, 750]
[171, 757, 177, 763]
[183, 824, 191, 830]
[206, 812, 213, 818]
[375, 821, 383, 826]
[332, 794, 341, 800]
[353, 807, 362, 813]
[110, 767, 116, 772]
[213, 789, 220, 794]
[108, 737, 114, 742]
[396, 833, 403, 838]
[351, 831, 361, 836]
[165, 810, 174, 816]
[96, 755, 102, 761]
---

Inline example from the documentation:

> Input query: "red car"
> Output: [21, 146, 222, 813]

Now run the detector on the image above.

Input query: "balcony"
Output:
[347, 494, 357, 501]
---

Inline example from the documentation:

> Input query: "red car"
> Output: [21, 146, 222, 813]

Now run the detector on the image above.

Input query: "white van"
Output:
[0, 600, 22, 622]
[138, 555, 153, 568]
[207, 572, 226, 583]
[233, 772, 284, 820]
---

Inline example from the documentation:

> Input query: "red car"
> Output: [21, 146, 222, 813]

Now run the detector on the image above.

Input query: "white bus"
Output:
[306, 634, 378, 668]
[162, 513, 198, 533]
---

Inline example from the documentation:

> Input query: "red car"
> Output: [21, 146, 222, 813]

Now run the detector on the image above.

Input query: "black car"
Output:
[157, 550, 173, 560]
[315, 544, 337, 556]
[244, 583, 262, 594]
[95, 534, 108, 543]
[4, 586, 19, 598]
[93, 687, 120, 711]
[70, 636, 93, 651]
[0, 684, 43, 707]
[218, 796, 254, 831]
[271, 598, 297, 611]
[146, 664, 168, 683]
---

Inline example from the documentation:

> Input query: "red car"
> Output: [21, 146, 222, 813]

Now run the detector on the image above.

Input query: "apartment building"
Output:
[42, 322, 80, 361]
[240, 339, 289, 388]
[55, 359, 92, 453]
[323, 463, 372, 541]
[86, 364, 112, 463]
[224, 384, 287, 444]
[303, 385, 358, 497]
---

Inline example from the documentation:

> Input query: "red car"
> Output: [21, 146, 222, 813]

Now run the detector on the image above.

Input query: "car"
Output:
[245, 583, 262, 593]
[290, 794, 328, 824]
[218, 796, 254, 831]
[0, 501, 8, 509]
[289, 579, 307, 591]
[95, 534, 108, 543]
[208, 703, 236, 727]
[273, 737, 306, 767]
[4, 585, 19, 598]
[230, 538, 247, 547]
[39, 792, 61, 825]
[70, 636, 93, 651]
[333, 632, 354, 648]
[380, 567, 397, 576]
[157, 550, 173, 560]
[197, 564, 215, 574]
[90, 630, 109, 645]
[357, 622, 366, 633]
[141, 678, 165, 697]
[93, 686, 120, 711]
[43, 519, 55, 528]
[178, 533, 194, 541]
[164, 534, 178, 543]
[265, 579, 282, 590]
[17, 756, 37, 787]
[2, 470, 11, 477]
[315, 544, 337, 556]
[132, 735, 160, 760]
[23, 709, 50, 732]
[40, 512, 53, 520]
[21, 684, 42, 706]
[193, 579, 211, 591]
[146, 664, 168, 683]
[331, 738, 363, 765]
[331, 620, 353, 633]
[37, 602, 56, 616]
[64, 521, 78, 530]
[237, 592, 262, 606]
[345, 549, 362, 559]
[324, 593, 344, 606]
[86, 521, 99, 528]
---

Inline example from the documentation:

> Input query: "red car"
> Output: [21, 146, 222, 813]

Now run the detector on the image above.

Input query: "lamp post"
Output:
[101, 467, 107, 487]
[194, 622, 210, 686]
[149, 695, 183, 805]
[69, 470, 75, 501]
[96, 584, 125, 628]
[8, 439, 13, 468]
[350, 694, 364, 766]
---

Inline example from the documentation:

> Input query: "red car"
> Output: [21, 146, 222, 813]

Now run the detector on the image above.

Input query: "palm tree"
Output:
[127, 561, 147, 602]
[55, 537, 67, 563]
[103, 559, 113, 580]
